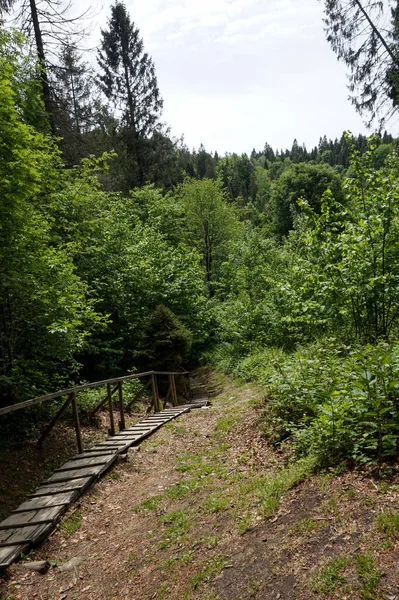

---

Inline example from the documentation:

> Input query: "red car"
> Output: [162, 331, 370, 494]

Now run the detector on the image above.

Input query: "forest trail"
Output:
[1, 370, 398, 600]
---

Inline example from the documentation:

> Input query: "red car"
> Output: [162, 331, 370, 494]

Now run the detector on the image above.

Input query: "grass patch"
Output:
[132, 495, 162, 512]
[163, 549, 196, 570]
[236, 511, 252, 535]
[213, 414, 237, 436]
[166, 477, 204, 499]
[176, 454, 215, 476]
[155, 582, 172, 599]
[310, 556, 350, 594]
[198, 593, 221, 600]
[60, 510, 82, 536]
[355, 553, 383, 600]
[376, 510, 399, 541]
[289, 516, 325, 537]
[201, 495, 230, 514]
[188, 555, 231, 590]
[199, 535, 220, 549]
[159, 509, 195, 548]
[239, 457, 315, 517]
[171, 425, 188, 436]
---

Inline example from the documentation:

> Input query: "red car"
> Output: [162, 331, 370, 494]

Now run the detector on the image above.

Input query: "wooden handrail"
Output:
[0, 370, 189, 416]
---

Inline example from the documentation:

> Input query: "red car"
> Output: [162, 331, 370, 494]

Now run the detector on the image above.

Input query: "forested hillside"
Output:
[2, 0, 399, 472]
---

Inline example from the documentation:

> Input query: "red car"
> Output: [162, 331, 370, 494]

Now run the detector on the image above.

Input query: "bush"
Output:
[216, 340, 399, 467]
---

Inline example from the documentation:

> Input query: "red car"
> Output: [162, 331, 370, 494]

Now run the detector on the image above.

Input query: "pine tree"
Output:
[52, 43, 97, 164]
[97, 1, 163, 186]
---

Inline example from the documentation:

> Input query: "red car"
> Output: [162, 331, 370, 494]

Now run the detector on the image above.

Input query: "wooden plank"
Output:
[96, 439, 130, 445]
[112, 429, 151, 434]
[139, 422, 168, 427]
[71, 451, 117, 460]
[107, 383, 116, 436]
[112, 432, 152, 439]
[140, 418, 169, 423]
[0, 506, 65, 530]
[123, 426, 158, 431]
[0, 544, 28, 568]
[103, 434, 142, 442]
[82, 447, 120, 454]
[114, 427, 153, 433]
[44, 463, 115, 484]
[118, 381, 125, 431]
[0, 370, 189, 417]
[14, 492, 77, 513]
[55, 456, 113, 472]
[29, 477, 93, 497]
[141, 418, 170, 422]
[89, 384, 117, 418]
[146, 413, 171, 417]
[0, 523, 50, 546]
[95, 436, 130, 448]
[37, 394, 73, 448]
[151, 373, 160, 413]
[147, 413, 176, 418]
[0, 522, 54, 549]
[0, 512, 36, 529]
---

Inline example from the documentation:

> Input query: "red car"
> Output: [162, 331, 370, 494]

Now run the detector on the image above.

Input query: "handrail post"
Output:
[151, 373, 159, 413]
[107, 383, 116, 435]
[37, 393, 73, 447]
[118, 381, 125, 431]
[171, 374, 178, 406]
[89, 385, 118, 419]
[71, 392, 83, 454]
[186, 372, 191, 398]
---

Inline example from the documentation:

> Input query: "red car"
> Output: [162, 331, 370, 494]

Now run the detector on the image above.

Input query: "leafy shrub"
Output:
[222, 340, 399, 466]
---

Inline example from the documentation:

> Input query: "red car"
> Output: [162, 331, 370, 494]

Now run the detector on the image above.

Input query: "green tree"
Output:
[135, 304, 192, 370]
[289, 139, 399, 342]
[0, 46, 97, 403]
[51, 43, 98, 165]
[214, 230, 291, 356]
[2, 0, 88, 131]
[64, 191, 207, 378]
[271, 162, 344, 237]
[98, 1, 163, 186]
[176, 178, 242, 292]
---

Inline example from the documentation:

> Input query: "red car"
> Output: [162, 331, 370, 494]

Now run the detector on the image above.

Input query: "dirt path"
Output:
[1, 370, 398, 600]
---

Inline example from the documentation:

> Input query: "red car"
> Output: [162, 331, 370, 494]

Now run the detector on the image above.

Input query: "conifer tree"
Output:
[1, 0, 89, 132]
[321, 0, 399, 127]
[52, 43, 97, 164]
[97, 1, 163, 186]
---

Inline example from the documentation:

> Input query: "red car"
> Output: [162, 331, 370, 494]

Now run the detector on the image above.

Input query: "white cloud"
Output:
[92, 0, 388, 152]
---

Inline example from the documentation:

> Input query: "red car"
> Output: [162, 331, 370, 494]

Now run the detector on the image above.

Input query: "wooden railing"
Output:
[0, 370, 190, 454]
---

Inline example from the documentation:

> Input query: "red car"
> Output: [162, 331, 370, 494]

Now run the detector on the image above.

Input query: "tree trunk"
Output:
[29, 0, 55, 133]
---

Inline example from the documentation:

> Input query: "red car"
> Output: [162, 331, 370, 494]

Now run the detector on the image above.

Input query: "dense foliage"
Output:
[210, 137, 399, 467]
[3, 15, 399, 469]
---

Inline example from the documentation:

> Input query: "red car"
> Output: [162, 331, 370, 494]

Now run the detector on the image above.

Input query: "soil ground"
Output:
[0, 369, 398, 600]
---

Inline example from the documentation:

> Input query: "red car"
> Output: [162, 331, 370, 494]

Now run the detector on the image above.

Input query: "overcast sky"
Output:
[97, 0, 374, 155]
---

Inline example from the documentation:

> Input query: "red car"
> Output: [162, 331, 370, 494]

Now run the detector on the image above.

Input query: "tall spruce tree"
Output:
[97, 1, 163, 186]
[51, 43, 97, 165]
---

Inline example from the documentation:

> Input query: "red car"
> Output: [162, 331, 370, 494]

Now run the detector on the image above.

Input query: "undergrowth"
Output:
[210, 340, 399, 468]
